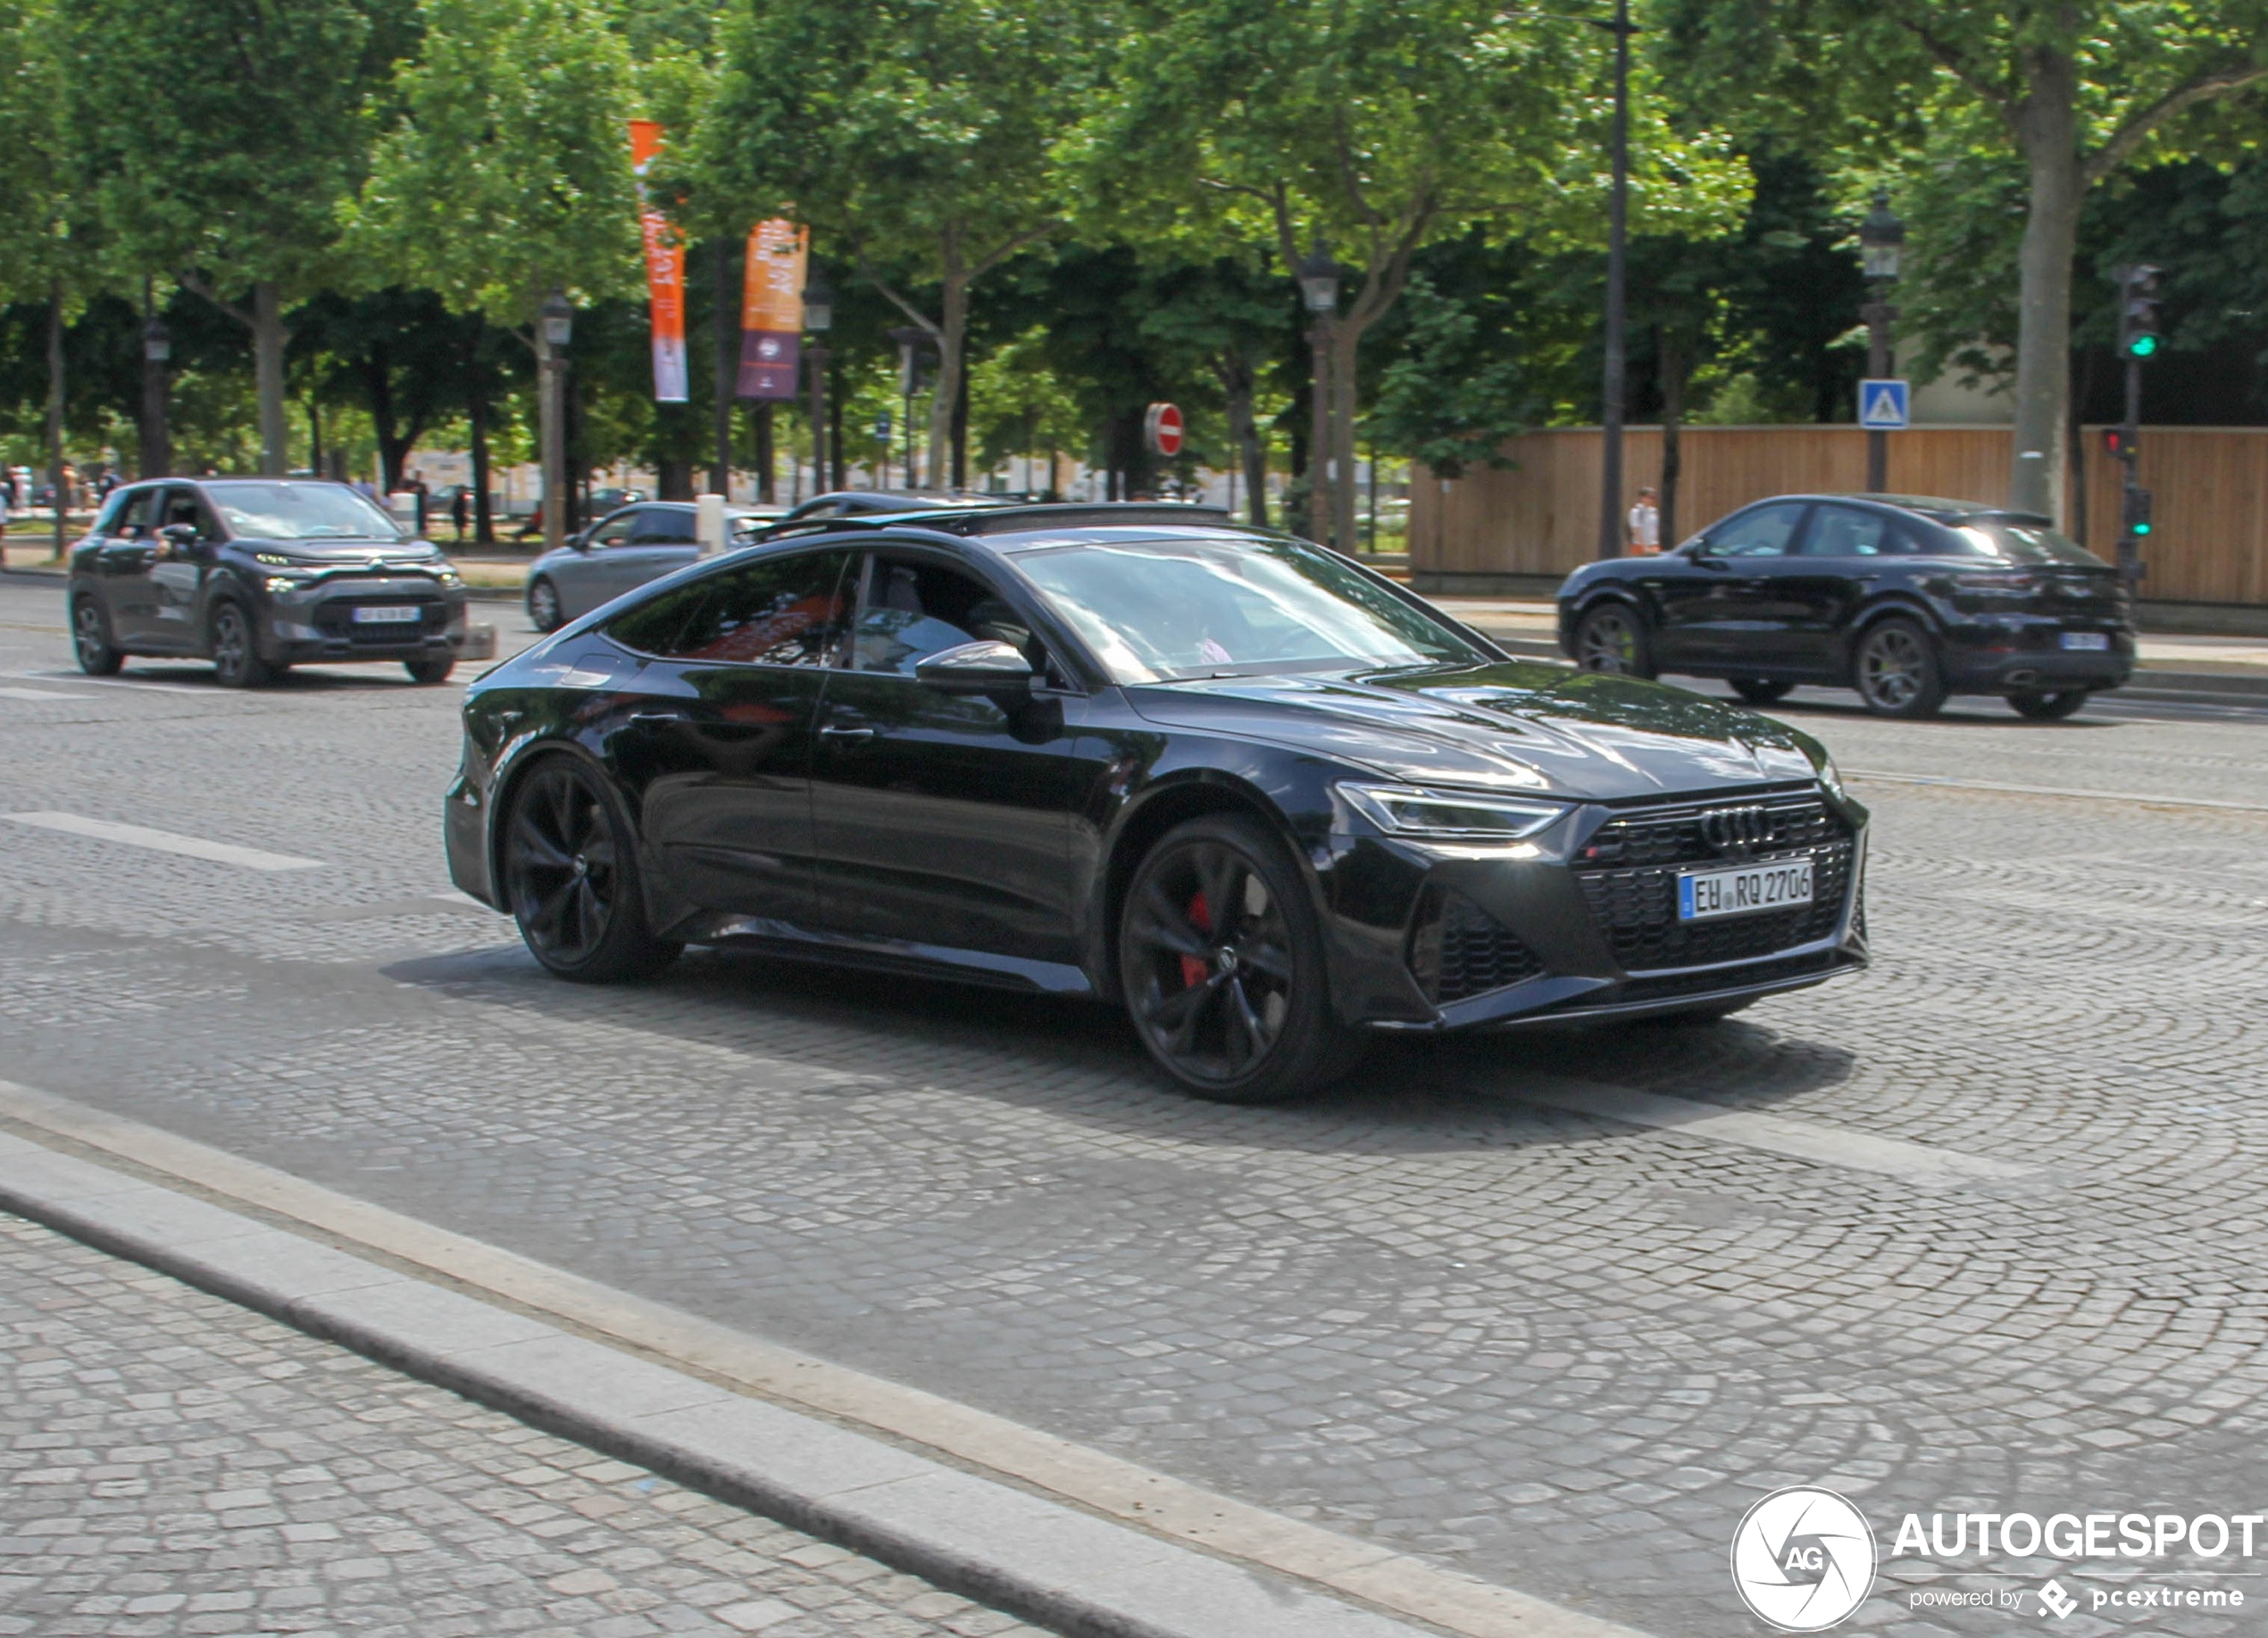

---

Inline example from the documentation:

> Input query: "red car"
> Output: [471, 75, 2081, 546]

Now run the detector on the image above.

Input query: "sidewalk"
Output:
[0, 1210, 1046, 1638]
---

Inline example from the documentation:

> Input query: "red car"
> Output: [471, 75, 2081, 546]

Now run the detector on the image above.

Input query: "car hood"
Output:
[1122, 661, 1828, 801]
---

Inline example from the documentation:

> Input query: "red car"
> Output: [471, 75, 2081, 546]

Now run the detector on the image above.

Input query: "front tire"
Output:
[405, 657, 455, 685]
[208, 602, 276, 688]
[1730, 677, 1793, 705]
[71, 597, 123, 675]
[2009, 688, 2087, 720]
[1852, 618, 1946, 719]
[502, 756, 680, 983]
[527, 576, 563, 633]
[1118, 814, 1358, 1103]
[1572, 602, 1655, 678]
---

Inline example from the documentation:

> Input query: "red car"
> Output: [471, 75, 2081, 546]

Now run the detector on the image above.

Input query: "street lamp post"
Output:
[139, 281, 171, 480]
[888, 325, 932, 489]
[1858, 188, 1905, 494]
[1297, 237, 1340, 549]
[1594, 0, 1634, 560]
[538, 290, 574, 554]
[802, 267, 833, 501]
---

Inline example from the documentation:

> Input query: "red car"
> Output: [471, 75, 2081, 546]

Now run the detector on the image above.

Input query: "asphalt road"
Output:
[2, 574, 2265, 1635]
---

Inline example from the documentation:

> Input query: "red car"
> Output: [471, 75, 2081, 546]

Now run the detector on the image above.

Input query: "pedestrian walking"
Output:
[412, 470, 431, 536]
[450, 485, 471, 540]
[1626, 486, 1661, 554]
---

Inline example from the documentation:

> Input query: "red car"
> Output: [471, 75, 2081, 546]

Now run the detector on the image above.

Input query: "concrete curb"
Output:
[0, 1128, 1597, 1638]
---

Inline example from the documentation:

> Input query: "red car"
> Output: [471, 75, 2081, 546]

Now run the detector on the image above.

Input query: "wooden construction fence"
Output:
[1409, 425, 2268, 607]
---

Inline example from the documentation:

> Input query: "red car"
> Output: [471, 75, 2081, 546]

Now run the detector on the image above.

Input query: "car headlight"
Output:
[1816, 755, 1847, 802]
[434, 568, 463, 587]
[263, 575, 300, 595]
[1339, 784, 1568, 840]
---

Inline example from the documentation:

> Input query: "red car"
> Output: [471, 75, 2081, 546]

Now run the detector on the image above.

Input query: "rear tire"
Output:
[527, 576, 563, 633]
[405, 657, 456, 685]
[1572, 602, 1656, 679]
[1729, 678, 1793, 705]
[71, 597, 123, 675]
[2008, 688, 2086, 720]
[208, 602, 276, 688]
[1118, 813, 1359, 1103]
[502, 756, 680, 983]
[1852, 618, 1946, 719]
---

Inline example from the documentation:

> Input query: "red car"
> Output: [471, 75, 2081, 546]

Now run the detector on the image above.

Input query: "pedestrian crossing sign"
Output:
[1859, 378, 1910, 429]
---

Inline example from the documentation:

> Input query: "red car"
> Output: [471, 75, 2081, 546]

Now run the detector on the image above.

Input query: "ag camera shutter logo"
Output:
[1731, 1487, 1878, 1631]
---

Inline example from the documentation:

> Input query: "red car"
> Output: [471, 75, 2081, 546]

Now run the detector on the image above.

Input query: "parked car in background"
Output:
[70, 478, 469, 686]
[447, 502, 1865, 1104]
[1556, 494, 2135, 719]
[588, 486, 647, 515]
[524, 501, 781, 632]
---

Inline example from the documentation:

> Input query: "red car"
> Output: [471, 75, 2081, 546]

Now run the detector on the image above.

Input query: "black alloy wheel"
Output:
[208, 602, 275, 688]
[1572, 603, 1655, 678]
[2008, 688, 2087, 720]
[71, 598, 122, 676]
[528, 577, 563, 633]
[503, 758, 680, 982]
[1730, 678, 1794, 705]
[1852, 618, 1947, 719]
[1118, 814, 1357, 1103]
[405, 656, 456, 685]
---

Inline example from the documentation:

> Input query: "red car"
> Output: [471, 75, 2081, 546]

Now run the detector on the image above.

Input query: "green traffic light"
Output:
[2135, 521, 2152, 535]
[2130, 335, 2159, 358]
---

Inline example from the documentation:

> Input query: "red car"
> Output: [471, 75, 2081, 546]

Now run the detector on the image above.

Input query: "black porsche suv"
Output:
[445, 503, 1868, 1104]
[1557, 494, 2134, 719]
[69, 478, 471, 686]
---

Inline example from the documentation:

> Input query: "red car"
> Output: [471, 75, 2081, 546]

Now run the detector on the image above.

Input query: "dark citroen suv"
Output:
[70, 478, 470, 686]
[1557, 495, 2134, 719]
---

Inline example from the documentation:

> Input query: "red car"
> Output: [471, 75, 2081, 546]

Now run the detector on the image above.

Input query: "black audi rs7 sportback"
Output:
[446, 503, 1868, 1102]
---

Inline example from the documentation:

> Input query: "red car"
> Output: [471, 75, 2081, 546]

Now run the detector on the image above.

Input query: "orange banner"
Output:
[628, 120, 688, 403]
[738, 220, 807, 400]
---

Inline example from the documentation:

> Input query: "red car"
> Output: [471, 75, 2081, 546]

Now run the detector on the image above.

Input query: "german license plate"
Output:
[2060, 630, 2110, 651]
[1678, 859, 1814, 921]
[351, 604, 422, 624]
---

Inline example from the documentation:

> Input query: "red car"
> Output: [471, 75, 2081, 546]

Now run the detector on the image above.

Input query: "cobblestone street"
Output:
[2, 577, 2266, 1635]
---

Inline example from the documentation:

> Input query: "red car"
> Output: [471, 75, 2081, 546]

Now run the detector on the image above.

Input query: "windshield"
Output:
[1950, 517, 2105, 566]
[1013, 536, 1489, 683]
[204, 482, 404, 542]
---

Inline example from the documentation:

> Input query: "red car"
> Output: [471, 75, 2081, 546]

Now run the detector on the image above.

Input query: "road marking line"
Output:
[16, 669, 236, 695]
[1518, 1077, 2037, 1185]
[0, 1077, 1643, 1638]
[0, 685, 95, 701]
[1849, 769, 2268, 815]
[1, 811, 324, 871]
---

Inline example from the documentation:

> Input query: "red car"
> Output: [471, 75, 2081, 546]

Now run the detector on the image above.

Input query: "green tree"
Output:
[63, 0, 411, 475]
[1669, 0, 2268, 520]
[701, 0, 1088, 489]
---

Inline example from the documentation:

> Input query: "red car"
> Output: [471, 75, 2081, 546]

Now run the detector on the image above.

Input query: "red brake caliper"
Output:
[1179, 892, 1211, 989]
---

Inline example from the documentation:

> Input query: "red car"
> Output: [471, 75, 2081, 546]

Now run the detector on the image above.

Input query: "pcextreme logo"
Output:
[1730, 1487, 1879, 1632]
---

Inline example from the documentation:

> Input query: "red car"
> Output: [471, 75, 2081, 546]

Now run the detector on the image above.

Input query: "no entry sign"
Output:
[1145, 402, 1184, 458]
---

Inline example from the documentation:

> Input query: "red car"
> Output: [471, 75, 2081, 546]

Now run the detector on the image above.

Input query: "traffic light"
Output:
[2117, 264, 2162, 362]
[2101, 427, 2136, 459]
[2122, 485, 2153, 538]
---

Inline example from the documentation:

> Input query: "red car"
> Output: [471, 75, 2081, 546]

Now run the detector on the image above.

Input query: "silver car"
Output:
[524, 503, 779, 632]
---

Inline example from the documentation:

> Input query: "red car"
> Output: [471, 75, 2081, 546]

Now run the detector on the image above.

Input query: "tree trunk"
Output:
[1215, 349, 1267, 528]
[1328, 320, 1363, 554]
[252, 281, 291, 477]
[2009, 50, 2083, 521]
[951, 358, 969, 490]
[755, 403, 775, 503]
[46, 281, 65, 558]
[469, 392, 494, 545]
[926, 274, 967, 488]
[1658, 328, 1684, 548]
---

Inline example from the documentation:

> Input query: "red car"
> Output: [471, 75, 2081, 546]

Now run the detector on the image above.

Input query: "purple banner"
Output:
[738, 329, 802, 401]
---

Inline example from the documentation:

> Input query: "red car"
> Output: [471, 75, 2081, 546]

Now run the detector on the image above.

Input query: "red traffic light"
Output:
[2102, 428, 2134, 456]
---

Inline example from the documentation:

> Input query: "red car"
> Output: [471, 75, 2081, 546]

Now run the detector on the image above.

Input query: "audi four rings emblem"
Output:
[1701, 805, 1774, 854]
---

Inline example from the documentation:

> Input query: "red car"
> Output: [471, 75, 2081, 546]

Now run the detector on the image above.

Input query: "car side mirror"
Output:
[914, 639, 1034, 694]
[158, 523, 202, 557]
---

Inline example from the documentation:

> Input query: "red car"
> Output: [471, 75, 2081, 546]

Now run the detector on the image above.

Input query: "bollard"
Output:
[696, 493, 727, 556]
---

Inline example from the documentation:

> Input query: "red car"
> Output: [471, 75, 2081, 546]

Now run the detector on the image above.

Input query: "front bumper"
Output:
[1321, 782, 1869, 1031]
[258, 576, 469, 663]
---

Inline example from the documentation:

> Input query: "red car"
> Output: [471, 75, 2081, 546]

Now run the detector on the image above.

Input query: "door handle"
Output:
[818, 725, 875, 743]
[627, 709, 688, 727]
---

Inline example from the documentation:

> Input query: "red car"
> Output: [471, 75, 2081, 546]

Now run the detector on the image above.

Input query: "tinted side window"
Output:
[1801, 505, 1914, 557]
[1709, 503, 1808, 558]
[608, 550, 852, 666]
[853, 555, 1029, 676]
[587, 511, 640, 547]
[93, 488, 142, 536]
[632, 508, 697, 545]
[162, 486, 222, 538]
